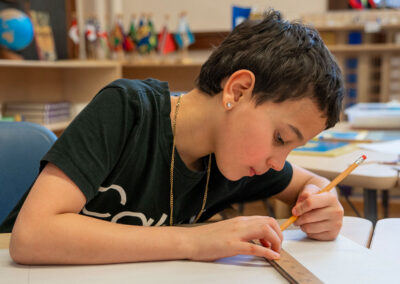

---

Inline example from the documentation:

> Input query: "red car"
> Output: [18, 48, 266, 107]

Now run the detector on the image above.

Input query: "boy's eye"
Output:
[276, 133, 285, 145]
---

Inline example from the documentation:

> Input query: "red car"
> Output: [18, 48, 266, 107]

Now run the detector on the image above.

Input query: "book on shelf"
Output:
[4, 101, 71, 124]
[315, 129, 400, 143]
[5, 101, 70, 111]
[19, 115, 70, 124]
[291, 140, 355, 157]
[314, 130, 369, 143]
[5, 109, 70, 117]
[30, 10, 57, 61]
[0, 115, 23, 122]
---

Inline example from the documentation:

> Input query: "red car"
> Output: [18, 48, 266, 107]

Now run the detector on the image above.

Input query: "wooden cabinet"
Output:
[302, 10, 400, 107]
[0, 52, 209, 132]
[0, 60, 121, 133]
[0, 60, 122, 103]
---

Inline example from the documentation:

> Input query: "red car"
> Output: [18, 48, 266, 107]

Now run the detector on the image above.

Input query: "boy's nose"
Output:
[267, 155, 286, 172]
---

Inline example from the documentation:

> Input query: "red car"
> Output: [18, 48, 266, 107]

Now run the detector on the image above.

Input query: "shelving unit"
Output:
[0, 60, 122, 103]
[328, 41, 400, 105]
[7, 9, 400, 133]
[122, 51, 209, 91]
[302, 10, 400, 106]
[0, 60, 121, 133]
[0, 53, 210, 133]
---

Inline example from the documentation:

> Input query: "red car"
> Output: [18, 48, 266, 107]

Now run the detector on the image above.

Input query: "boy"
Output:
[2, 10, 344, 264]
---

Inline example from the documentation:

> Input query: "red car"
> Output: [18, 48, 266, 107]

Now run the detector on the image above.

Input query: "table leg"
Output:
[363, 189, 377, 225]
[382, 189, 389, 218]
[262, 198, 276, 218]
[238, 203, 244, 215]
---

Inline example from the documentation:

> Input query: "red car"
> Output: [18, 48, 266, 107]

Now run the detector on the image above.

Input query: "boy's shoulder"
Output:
[92, 78, 172, 117]
[105, 78, 170, 96]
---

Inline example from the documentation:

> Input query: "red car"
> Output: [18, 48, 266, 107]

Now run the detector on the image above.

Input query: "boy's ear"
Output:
[222, 70, 255, 110]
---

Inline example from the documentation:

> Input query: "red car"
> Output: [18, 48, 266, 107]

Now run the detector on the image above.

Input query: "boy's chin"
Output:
[223, 172, 245, 182]
[216, 163, 245, 181]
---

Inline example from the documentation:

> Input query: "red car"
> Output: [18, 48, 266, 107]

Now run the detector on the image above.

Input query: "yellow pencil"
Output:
[280, 154, 367, 231]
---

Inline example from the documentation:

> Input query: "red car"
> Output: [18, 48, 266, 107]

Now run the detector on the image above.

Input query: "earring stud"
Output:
[226, 102, 232, 108]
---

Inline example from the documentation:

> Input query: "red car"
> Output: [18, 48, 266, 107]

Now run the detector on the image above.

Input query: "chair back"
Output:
[0, 122, 57, 223]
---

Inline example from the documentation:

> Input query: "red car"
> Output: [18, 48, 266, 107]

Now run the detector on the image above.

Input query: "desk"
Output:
[0, 233, 10, 250]
[338, 216, 373, 247]
[370, 218, 400, 261]
[277, 216, 373, 248]
[0, 217, 373, 250]
[0, 217, 394, 284]
[288, 148, 399, 224]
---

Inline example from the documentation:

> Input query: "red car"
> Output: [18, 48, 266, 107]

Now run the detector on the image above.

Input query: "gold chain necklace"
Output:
[170, 95, 212, 226]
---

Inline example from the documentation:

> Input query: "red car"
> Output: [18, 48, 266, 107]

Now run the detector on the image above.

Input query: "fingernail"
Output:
[273, 252, 280, 259]
[293, 208, 298, 216]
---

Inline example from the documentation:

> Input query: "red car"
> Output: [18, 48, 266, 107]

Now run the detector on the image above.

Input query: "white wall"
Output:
[82, 0, 327, 32]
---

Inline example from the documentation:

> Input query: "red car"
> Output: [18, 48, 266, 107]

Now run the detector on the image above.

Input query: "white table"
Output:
[288, 148, 399, 224]
[370, 218, 400, 262]
[0, 219, 394, 284]
[0, 216, 374, 251]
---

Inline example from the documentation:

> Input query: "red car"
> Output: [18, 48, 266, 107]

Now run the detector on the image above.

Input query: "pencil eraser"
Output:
[362, 154, 367, 160]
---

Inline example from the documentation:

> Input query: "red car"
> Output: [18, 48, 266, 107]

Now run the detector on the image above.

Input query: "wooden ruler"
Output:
[266, 248, 323, 284]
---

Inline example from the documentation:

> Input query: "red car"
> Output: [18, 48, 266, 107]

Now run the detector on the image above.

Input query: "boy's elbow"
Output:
[9, 231, 32, 264]
[9, 223, 39, 265]
[9, 243, 26, 265]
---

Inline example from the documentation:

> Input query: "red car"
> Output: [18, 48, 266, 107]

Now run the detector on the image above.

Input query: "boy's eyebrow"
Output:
[288, 124, 304, 142]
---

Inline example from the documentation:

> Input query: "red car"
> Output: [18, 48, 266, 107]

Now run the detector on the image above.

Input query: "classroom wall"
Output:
[82, 0, 328, 32]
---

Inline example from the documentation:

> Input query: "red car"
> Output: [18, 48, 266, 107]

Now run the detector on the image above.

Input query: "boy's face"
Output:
[214, 96, 327, 181]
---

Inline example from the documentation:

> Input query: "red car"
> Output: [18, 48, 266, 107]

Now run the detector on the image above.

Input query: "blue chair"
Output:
[0, 122, 57, 224]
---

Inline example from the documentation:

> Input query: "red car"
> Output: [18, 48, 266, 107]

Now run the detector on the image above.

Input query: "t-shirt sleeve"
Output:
[237, 161, 293, 202]
[40, 85, 138, 202]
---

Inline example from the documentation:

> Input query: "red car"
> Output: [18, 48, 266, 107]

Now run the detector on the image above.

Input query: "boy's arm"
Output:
[9, 163, 187, 264]
[10, 163, 282, 264]
[274, 163, 344, 240]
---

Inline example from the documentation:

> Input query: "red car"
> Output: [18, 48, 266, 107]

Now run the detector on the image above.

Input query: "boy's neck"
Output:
[170, 89, 220, 172]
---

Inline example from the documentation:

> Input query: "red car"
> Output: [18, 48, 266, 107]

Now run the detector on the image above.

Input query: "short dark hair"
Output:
[196, 9, 344, 129]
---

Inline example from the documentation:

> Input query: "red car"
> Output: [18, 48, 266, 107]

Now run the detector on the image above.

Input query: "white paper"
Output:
[358, 139, 400, 155]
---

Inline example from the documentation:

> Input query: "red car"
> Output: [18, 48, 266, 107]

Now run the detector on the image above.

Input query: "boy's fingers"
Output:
[260, 239, 271, 248]
[296, 185, 320, 204]
[299, 220, 331, 234]
[307, 231, 338, 241]
[293, 192, 332, 216]
[295, 208, 330, 226]
[240, 243, 280, 260]
[268, 219, 284, 242]
[260, 225, 282, 253]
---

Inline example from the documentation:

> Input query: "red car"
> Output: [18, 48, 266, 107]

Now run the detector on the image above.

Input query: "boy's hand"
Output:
[185, 216, 283, 261]
[292, 184, 344, 240]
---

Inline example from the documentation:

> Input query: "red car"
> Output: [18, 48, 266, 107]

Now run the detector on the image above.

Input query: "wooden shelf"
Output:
[9, 39, 400, 133]
[0, 59, 122, 104]
[328, 43, 400, 54]
[122, 50, 210, 68]
[121, 51, 210, 91]
[0, 55, 210, 133]
[0, 59, 120, 68]
[315, 24, 400, 32]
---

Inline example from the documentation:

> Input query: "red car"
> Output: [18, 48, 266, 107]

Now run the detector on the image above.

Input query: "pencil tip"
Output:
[362, 154, 367, 160]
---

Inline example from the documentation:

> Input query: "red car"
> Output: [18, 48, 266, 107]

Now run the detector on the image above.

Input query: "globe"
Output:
[0, 8, 34, 51]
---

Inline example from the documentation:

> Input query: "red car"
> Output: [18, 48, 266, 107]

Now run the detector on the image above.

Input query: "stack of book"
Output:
[4, 101, 71, 124]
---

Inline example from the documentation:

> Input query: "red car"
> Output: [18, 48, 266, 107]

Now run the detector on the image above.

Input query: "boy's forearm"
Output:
[305, 175, 336, 195]
[10, 214, 191, 265]
[275, 164, 336, 206]
[291, 174, 338, 207]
